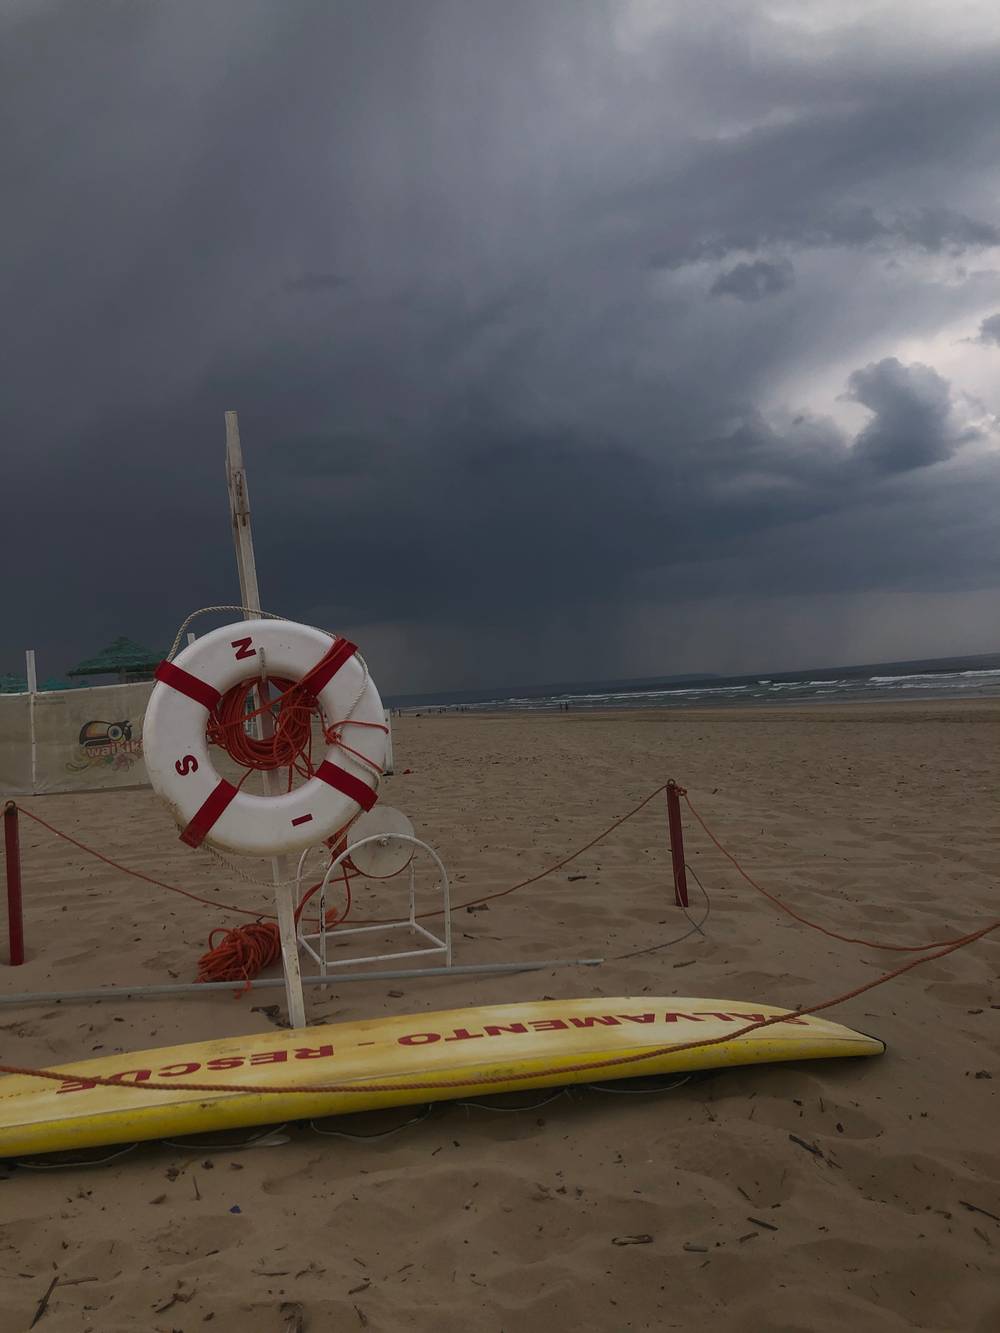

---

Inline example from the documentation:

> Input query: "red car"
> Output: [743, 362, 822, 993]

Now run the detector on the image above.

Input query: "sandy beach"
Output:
[1, 700, 998, 1332]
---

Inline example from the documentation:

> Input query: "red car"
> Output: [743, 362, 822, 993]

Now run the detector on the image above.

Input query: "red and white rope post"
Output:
[3, 801, 25, 965]
[665, 780, 689, 909]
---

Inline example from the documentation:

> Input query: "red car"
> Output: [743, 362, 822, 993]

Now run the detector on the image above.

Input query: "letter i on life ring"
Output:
[143, 619, 386, 856]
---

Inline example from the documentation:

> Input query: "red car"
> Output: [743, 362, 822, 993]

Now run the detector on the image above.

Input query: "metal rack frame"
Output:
[296, 834, 452, 975]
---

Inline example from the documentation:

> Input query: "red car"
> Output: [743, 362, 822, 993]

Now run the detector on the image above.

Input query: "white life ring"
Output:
[143, 619, 386, 856]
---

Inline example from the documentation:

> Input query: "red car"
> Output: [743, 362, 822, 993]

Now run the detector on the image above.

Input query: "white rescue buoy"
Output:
[144, 619, 386, 856]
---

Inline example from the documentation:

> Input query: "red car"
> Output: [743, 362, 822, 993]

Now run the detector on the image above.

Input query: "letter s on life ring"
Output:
[143, 619, 386, 856]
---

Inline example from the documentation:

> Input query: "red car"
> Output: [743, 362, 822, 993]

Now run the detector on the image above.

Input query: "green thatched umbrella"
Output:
[0, 672, 28, 694]
[67, 636, 163, 683]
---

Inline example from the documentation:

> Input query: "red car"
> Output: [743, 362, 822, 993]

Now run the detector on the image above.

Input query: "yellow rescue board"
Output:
[0, 997, 884, 1157]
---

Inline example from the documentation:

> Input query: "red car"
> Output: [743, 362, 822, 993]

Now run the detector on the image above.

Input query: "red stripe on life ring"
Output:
[315, 761, 377, 811]
[155, 660, 222, 712]
[179, 780, 240, 848]
[299, 638, 358, 697]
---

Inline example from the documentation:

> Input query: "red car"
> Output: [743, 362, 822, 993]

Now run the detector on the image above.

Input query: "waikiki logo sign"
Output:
[66, 719, 144, 775]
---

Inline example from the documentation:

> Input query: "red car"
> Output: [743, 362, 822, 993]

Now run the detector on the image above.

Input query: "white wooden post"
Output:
[25, 649, 37, 795]
[225, 411, 306, 1030]
[225, 412, 262, 617]
[383, 709, 394, 775]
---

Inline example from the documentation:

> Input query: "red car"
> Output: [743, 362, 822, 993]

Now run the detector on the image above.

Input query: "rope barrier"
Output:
[16, 806, 275, 920]
[12, 781, 669, 988]
[3, 774, 997, 1098]
[395, 781, 671, 920]
[14, 782, 673, 930]
[681, 790, 999, 953]
[9, 769, 997, 1070]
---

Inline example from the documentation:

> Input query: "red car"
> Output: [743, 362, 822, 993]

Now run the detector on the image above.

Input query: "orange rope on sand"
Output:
[195, 866, 355, 988]
[196, 923, 282, 987]
[1, 919, 995, 1097]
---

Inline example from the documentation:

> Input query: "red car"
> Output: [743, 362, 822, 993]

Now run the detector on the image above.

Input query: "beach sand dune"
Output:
[1, 701, 997, 1331]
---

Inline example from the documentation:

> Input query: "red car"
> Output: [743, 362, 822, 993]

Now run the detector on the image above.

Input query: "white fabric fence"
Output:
[0, 694, 33, 796]
[0, 682, 154, 798]
[0, 682, 393, 798]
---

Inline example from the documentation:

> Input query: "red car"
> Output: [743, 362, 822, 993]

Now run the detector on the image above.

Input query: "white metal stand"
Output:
[297, 835, 452, 975]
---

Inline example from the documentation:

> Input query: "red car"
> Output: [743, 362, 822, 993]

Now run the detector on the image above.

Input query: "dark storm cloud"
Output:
[245, 356, 989, 632]
[974, 312, 1000, 345]
[2, 0, 1000, 690]
[846, 358, 975, 473]
[897, 208, 1000, 253]
[650, 207, 1000, 272]
[284, 274, 348, 293]
[710, 259, 795, 302]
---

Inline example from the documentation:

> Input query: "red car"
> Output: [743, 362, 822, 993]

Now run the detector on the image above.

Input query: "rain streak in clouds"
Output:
[2, 0, 999, 691]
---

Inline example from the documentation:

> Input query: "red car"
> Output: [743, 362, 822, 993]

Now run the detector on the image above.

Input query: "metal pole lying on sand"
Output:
[665, 780, 689, 909]
[3, 801, 25, 965]
[0, 958, 605, 1007]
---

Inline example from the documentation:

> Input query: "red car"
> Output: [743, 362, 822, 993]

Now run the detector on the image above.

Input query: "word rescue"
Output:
[54, 1009, 807, 1094]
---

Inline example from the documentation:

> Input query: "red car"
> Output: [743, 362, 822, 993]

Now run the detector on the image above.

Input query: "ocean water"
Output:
[391, 652, 1000, 714]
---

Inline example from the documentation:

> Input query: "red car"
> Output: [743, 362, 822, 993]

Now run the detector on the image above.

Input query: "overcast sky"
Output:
[3, 0, 999, 693]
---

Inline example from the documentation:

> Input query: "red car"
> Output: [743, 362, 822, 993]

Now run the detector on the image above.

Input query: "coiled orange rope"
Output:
[205, 672, 387, 787]
[196, 923, 282, 986]
[207, 675, 316, 787]
[195, 865, 355, 988]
